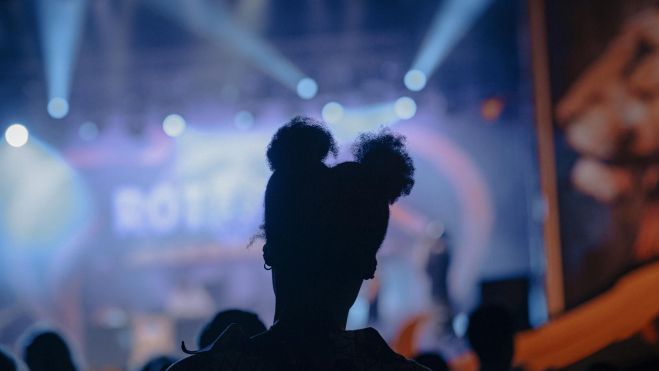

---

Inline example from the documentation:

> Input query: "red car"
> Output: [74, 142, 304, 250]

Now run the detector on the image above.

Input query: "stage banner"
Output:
[543, 0, 659, 309]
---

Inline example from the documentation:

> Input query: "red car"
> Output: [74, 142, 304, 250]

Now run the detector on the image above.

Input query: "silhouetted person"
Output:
[22, 330, 78, 371]
[584, 362, 619, 371]
[413, 352, 448, 371]
[0, 346, 22, 371]
[140, 355, 178, 371]
[197, 309, 267, 349]
[467, 305, 515, 371]
[169, 117, 426, 370]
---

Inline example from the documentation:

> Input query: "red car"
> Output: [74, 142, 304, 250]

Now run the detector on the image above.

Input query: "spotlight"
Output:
[296, 78, 318, 100]
[394, 97, 417, 120]
[234, 111, 254, 130]
[321, 102, 344, 123]
[5, 124, 29, 148]
[79, 121, 98, 141]
[149, 0, 310, 95]
[37, 0, 87, 121]
[162, 114, 186, 137]
[404, 69, 427, 91]
[410, 0, 492, 82]
[47, 97, 69, 119]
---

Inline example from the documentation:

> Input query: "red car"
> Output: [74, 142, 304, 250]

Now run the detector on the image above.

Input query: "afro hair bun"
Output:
[266, 116, 338, 171]
[353, 129, 415, 204]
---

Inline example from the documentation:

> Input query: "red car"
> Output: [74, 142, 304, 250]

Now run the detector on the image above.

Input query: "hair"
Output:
[262, 116, 414, 280]
[22, 330, 78, 371]
[197, 309, 267, 348]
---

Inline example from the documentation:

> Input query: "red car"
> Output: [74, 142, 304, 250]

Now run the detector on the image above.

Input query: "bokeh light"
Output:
[234, 111, 255, 130]
[47, 97, 69, 119]
[404, 69, 427, 91]
[481, 97, 505, 123]
[296, 77, 318, 99]
[321, 102, 344, 123]
[79, 121, 99, 141]
[162, 114, 186, 137]
[394, 97, 417, 120]
[4, 124, 29, 148]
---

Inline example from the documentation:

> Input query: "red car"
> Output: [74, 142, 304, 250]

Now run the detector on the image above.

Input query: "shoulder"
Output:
[167, 353, 212, 371]
[349, 328, 431, 371]
[167, 324, 269, 371]
[168, 349, 271, 371]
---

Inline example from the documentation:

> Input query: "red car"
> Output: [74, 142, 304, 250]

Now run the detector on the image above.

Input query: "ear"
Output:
[263, 243, 274, 269]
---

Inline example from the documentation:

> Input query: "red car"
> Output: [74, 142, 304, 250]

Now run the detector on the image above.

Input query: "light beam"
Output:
[37, 0, 88, 119]
[407, 0, 492, 91]
[148, 0, 316, 96]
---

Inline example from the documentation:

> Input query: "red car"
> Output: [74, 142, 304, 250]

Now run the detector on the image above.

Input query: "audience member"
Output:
[0, 346, 22, 371]
[22, 329, 78, 371]
[584, 362, 620, 371]
[197, 309, 266, 349]
[169, 116, 424, 370]
[467, 305, 515, 371]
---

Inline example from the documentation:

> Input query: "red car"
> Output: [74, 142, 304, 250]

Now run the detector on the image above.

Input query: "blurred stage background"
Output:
[1, 0, 658, 370]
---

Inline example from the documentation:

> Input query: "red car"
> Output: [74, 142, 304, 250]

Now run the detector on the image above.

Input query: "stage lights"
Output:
[79, 121, 99, 141]
[149, 0, 318, 99]
[321, 102, 344, 123]
[4, 124, 29, 148]
[404, 70, 427, 92]
[162, 114, 187, 137]
[234, 111, 255, 130]
[394, 97, 417, 120]
[47, 97, 69, 119]
[37, 0, 87, 119]
[296, 78, 318, 100]
[407, 0, 492, 91]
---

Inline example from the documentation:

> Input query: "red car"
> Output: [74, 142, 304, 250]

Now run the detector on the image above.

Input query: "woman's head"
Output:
[262, 117, 414, 316]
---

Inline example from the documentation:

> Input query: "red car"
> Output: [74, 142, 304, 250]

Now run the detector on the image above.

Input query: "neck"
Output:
[273, 299, 348, 331]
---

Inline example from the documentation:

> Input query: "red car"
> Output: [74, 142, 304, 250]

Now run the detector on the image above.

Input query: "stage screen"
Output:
[545, 0, 659, 309]
[0, 0, 543, 368]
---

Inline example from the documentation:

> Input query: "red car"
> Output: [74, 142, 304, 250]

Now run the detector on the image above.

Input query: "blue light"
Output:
[296, 78, 318, 100]
[394, 97, 417, 120]
[411, 0, 492, 78]
[321, 102, 344, 123]
[37, 0, 87, 117]
[79, 121, 98, 141]
[149, 0, 308, 94]
[47, 97, 69, 119]
[234, 111, 255, 130]
[404, 70, 427, 91]
[162, 114, 186, 137]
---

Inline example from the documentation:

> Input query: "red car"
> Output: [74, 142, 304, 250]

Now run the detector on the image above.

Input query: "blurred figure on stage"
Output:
[467, 305, 515, 371]
[197, 309, 267, 349]
[21, 329, 79, 371]
[170, 117, 426, 370]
